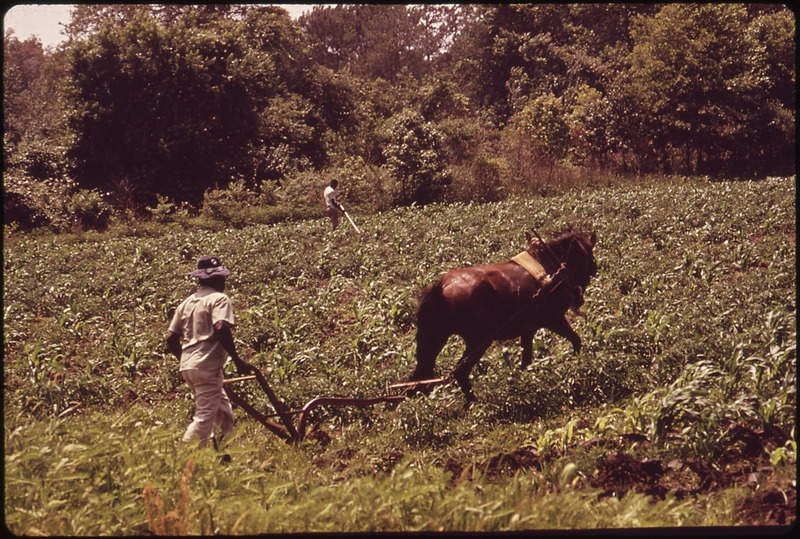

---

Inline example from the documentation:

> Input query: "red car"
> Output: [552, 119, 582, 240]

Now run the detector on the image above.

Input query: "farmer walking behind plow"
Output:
[167, 256, 254, 449]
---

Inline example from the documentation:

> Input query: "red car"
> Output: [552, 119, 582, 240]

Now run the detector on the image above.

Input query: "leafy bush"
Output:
[510, 94, 570, 162]
[146, 195, 192, 225]
[382, 110, 451, 206]
[68, 189, 114, 231]
[3, 189, 48, 230]
[452, 151, 507, 203]
[435, 116, 488, 166]
[4, 136, 72, 183]
[273, 170, 325, 218]
[3, 173, 114, 232]
[328, 156, 395, 213]
[200, 179, 282, 228]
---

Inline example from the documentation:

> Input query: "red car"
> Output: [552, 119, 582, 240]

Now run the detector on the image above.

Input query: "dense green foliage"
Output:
[3, 4, 795, 232]
[3, 177, 795, 534]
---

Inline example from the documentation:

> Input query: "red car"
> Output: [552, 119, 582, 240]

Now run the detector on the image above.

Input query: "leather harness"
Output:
[511, 251, 552, 286]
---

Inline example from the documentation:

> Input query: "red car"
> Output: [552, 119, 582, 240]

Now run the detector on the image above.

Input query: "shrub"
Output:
[3, 189, 47, 231]
[510, 94, 570, 162]
[275, 170, 327, 219]
[452, 152, 506, 203]
[500, 94, 577, 194]
[436, 117, 491, 166]
[382, 110, 451, 206]
[145, 195, 193, 226]
[68, 189, 113, 231]
[325, 157, 394, 213]
[200, 179, 276, 228]
[3, 173, 113, 232]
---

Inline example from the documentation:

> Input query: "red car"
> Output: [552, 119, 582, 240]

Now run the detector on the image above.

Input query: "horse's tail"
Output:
[410, 282, 449, 381]
[417, 282, 446, 327]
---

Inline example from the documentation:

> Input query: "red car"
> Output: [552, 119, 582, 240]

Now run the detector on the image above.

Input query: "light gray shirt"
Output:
[169, 286, 235, 371]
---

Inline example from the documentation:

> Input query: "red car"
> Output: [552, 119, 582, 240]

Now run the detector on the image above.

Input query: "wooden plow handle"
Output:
[223, 367, 299, 442]
[223, 384, 293, 441]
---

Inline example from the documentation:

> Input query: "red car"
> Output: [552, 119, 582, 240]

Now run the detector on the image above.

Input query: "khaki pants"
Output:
[181, 368, 235, 447]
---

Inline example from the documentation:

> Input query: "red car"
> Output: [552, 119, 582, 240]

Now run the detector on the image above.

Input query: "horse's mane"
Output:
[527, 229, 584, 258]
[528, 228, 582, 256]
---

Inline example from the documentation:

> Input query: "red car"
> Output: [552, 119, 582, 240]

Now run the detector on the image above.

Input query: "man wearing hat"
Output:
[166, 256, 253, 448]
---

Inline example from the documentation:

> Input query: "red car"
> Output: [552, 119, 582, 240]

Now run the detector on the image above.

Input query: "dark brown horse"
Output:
[409, 230, 598, 402]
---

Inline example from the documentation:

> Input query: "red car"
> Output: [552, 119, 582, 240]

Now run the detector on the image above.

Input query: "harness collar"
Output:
[514, 236, 587, 309]
[511, 251, 551, 286]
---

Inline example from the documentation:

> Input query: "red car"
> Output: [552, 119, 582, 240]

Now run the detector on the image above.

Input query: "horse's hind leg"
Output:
[410, 328, 449, 381]
[411, 283, 450, 383]
[452, 340, 490, 403]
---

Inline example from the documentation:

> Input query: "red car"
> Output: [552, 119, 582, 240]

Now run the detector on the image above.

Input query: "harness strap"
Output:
[511, 251, 551, 285]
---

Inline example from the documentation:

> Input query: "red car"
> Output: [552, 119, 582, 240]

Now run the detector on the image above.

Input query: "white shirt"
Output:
[323, 185, 338, 209]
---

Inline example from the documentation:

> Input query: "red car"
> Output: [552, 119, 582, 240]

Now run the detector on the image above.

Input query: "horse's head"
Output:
[530, 230, 597, 310]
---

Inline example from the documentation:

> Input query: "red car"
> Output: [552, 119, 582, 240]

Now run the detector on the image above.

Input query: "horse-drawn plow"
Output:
[223, 367, 445, 443]
[224, 228, 597, 443]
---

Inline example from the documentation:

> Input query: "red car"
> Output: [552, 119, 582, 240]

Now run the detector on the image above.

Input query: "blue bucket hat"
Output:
[189, 255, 231, 279]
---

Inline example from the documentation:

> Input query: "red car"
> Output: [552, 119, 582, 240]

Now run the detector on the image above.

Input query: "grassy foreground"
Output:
[3, 176, 796, 534]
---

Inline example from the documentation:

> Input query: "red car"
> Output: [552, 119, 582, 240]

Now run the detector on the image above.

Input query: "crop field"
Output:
[3, 177, 796, 534]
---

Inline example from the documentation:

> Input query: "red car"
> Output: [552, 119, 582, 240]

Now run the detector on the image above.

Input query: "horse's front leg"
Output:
[545, 315, 581, 353]
[520, 332, 533, 368]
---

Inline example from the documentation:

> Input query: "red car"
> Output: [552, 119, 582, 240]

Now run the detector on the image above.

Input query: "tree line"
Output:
[3, 4, 795, 231]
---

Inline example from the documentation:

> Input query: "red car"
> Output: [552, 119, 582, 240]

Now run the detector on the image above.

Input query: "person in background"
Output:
[323, 179, 344, 230]
[166, 255, 253, 449]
